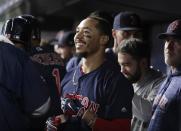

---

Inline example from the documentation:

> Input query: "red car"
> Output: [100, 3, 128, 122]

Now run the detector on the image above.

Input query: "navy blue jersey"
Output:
[66, 56, 81, 72]
[0, 42, 49, 131]
[148, 70, 181, 131]
[61, 60, 134, 131]
[30, 45, 66, 115]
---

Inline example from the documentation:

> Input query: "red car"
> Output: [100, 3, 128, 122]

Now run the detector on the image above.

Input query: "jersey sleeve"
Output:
[92, 72, 134, 131]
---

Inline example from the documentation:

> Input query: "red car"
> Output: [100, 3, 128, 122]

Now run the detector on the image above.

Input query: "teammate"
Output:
[1, 17, 32, 51]
[0, 34, 14, 45]
[0, 40, 50, 131]
[148, 19, 181, 131]
[112, 11, 142, 53]
[65, 10, 116, 72]
[1, 15, 66, 130]
[16, 14, 41, 47]
[52, 31, 75, 66]
[47, 12, 134, 131]
[116, 38, 164, 131]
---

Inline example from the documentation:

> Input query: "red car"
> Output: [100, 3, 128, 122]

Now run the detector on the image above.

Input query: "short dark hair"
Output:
[117, 38, 150, 61]
[88, 11, 113, 47]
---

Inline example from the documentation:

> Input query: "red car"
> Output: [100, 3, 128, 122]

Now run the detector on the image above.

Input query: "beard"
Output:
[75, 51, 88, 58]
[127, 68, 141, 83]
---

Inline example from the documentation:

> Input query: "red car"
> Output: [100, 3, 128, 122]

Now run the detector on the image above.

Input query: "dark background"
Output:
[1, 0, 180, 73]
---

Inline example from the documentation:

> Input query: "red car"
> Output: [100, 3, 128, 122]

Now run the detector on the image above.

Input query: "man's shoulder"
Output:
[0, 42, 29, 61]
[144, 68, 164, 85]
[31, 46, 65, 66]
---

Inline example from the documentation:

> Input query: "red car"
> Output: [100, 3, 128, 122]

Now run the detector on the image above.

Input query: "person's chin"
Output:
[126, 76, 137, 83]
[75, 52, 87, 58]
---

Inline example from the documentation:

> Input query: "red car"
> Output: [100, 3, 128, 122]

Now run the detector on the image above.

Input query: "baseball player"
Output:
[148, 19, 181, 131]
[1, 15, 66, 130]
[46, 12, 134, 131]
[105, 11, 143, 68]
[116, 38, 165, 131]
[0, 40, 50, 131]
[65, 11, 118, 72]
[112, 11, 142, 53]
[16, 14, 41, 47]
[51, 31, 75, 70]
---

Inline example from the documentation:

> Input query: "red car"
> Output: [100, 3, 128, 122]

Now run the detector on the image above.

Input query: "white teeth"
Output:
[76, 42, 84, 48]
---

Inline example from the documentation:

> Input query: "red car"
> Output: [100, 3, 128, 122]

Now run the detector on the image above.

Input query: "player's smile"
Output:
[75, 40, 86, 49]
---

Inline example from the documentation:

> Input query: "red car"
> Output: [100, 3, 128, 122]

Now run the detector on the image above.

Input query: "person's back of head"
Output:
[16, 14, 41, 47]
[1, 17, 32, 51]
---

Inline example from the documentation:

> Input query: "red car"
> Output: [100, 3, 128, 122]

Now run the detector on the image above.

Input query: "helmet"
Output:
[17, 14, 41, 46]
[1, 17, 32, 51]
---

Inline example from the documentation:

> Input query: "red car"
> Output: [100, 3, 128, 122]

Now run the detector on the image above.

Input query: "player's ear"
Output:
[112, 29, 116, 39]
[100, 35, 109, 45]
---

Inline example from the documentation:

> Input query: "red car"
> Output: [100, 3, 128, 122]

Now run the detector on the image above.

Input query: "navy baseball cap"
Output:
[158, 19, 181, 39]
[53, 31, 75, 47]
[113, 12, 141, 30]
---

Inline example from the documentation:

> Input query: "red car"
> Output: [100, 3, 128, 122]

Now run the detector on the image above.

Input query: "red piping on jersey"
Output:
[93, 118, 131, 131]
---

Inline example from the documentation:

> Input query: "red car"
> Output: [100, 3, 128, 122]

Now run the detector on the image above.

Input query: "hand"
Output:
[82, 107, 97, 128]
[46, 115, 67, 131]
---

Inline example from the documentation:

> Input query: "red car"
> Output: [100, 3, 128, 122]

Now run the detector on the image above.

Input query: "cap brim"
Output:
[158, 33, 181, 39]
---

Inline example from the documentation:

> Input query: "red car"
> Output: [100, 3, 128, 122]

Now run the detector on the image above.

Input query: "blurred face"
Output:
[54, 45, 74, 61]
[164, 37, 181, 69]
[74, 18, 103, 58]
[112, 30, 130, 51]
[118, 52, 141, 83]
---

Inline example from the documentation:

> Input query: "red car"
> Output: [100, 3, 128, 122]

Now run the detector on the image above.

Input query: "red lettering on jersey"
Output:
[81, 97, 89, 108]
[52, 68, 61, 95]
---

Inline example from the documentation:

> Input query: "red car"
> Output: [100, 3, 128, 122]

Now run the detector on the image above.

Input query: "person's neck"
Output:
[137, 67, 150, 83]
[171, 66, 181, 73]
[81, 52, 105, 74]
